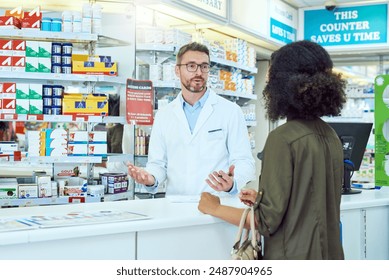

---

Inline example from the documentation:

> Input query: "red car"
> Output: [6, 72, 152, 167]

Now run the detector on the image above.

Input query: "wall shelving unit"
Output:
[136, 42, 258, 115]
[0, 26, 133, 207]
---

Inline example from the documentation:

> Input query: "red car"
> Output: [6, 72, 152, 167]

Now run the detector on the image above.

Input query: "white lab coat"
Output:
[145, 89, 256, 196]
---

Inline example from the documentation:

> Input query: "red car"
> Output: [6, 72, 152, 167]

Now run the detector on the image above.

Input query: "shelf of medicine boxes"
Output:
[0, 157, 100, 175]
[214, 88, 257, 101]
[0, 154, 132, 176]
[137, 44, 257, 100]
[0, 197, 95, 208]
[152, 80, 257, 101]
[149, 77, 257, 104]
[0, 191, 134, 208]
[7, 153, 133, 166]
[0, 71, 125, 86]
[0, 155, 135, 207]
[25, 154, 133, 167]
[152, 85, 256, 125]
[137, 43, 258, 74]
[26, 156, 102, 164]
[0, 29, 98, 43]
[153, 81, 257, 100]
[0, 113, 126, 124]
[0, 29, 126, 85]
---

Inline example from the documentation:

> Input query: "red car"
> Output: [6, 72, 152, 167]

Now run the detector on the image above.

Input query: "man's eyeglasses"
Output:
[177, 63, 210, 73]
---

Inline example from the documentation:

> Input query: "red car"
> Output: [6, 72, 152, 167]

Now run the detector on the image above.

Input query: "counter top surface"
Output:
[1, 188, 389, 246]
[0, 194, 238, 246]
[340, 187, 389, 210]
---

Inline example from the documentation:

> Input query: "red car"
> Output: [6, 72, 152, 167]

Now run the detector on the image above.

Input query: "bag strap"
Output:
[252, 190, 263, 239]
[233, 207, 258, 250]
[249, 206, 258, 248]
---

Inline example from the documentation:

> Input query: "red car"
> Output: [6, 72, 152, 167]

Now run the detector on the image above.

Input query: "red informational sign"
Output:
[126, 78, 154, 125]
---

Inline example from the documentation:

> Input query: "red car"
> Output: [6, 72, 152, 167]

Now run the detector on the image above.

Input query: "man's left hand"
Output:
[206, 165, 235, 192]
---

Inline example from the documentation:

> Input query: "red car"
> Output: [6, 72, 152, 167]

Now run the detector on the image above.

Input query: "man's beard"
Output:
[183, 77, 206, 93]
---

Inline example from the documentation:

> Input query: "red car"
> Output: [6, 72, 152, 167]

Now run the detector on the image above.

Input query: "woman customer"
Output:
[198, 40, 346, 260]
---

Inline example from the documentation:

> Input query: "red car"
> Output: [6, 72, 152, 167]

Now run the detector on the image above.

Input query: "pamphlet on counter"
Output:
[0, 210, 150, 232]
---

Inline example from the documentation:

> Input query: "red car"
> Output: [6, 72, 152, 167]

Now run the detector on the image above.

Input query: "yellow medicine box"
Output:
[71, 54, 111, 62]
[72, 61, 117, 76]
[62, 93, 108, 116]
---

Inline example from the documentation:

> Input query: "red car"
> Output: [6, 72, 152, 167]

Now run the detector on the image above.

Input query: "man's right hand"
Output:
[127, 163, 156, 186]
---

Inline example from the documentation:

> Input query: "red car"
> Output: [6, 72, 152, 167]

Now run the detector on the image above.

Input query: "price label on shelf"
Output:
[68, 197, 86, 203]
[27, 114, 44, 121]
[88, 116, 102, 123]
[52, 73, 62, 79]
[44, 115, 62, 122]
[72, 116, 88, 122]
[2, 114, 17, 120]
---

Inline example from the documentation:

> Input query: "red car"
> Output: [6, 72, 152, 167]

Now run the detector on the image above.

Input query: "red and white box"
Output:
[22, 16, 41, 29]
[2, 83, 16, 94]
[68, 143, 88, 156]
[88, 143, 107, 156]
[0, 39, 12, 55]
[68, 131, 88, 143]
[5, 7, 24, 19]
[11, 56, 25, 72]
[12, 40, 26, 56]
[0, 16, 21, 29]
[88, 131, 107, 143]
[2, 98, 16, 114]
[0, 55, 12, 71]
[22, 7, 41, 29]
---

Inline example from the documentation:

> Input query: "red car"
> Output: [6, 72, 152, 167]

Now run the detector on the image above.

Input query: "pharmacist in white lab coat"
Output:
[127, 42, 255, 196]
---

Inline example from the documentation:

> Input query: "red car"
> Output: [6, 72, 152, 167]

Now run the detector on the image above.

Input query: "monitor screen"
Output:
[327, 122, 373, 171]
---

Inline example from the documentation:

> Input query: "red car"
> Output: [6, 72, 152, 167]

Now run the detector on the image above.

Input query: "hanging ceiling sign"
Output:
[126, 79, 154, 125]
[269, 0, 297, 44]
[303, 4, 388, 46]
[179, 0, 227, 18]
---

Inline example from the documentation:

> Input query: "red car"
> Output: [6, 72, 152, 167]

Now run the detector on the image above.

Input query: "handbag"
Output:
[231, 206, 263, 260]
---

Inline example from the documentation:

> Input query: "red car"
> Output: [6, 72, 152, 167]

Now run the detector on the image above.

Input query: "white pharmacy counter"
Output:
[340, 187, 389, 260]
[0, 188, 389, 260]
[0, 195, 239, 260]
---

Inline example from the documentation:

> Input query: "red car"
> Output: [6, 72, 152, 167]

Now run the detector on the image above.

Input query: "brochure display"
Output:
[0, 218, 35, 232]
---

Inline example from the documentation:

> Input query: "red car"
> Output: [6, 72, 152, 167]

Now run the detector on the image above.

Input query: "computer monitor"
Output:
[327, 122, 373, 195]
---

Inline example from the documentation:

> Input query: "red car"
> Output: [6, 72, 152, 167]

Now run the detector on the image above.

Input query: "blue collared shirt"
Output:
[181, 90, 209, 134]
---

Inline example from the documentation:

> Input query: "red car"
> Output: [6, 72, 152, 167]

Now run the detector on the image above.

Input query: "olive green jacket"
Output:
[255, 118, 345, 260]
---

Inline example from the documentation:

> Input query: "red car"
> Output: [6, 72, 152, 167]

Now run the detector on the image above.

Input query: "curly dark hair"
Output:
[263, 40, 347, 121]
